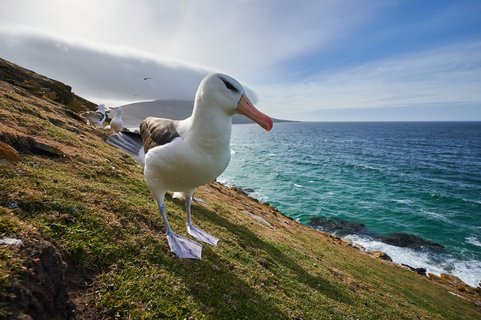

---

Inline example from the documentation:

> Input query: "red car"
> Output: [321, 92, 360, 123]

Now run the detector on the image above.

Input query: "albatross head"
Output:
[198, 73, 273, 131]
[97, 104, 106, 115]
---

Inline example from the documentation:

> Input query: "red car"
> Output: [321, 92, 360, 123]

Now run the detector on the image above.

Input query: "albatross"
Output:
[108, 107, 124, 133]
[82, 104, 107, 128]
[107, 73, 272, 259]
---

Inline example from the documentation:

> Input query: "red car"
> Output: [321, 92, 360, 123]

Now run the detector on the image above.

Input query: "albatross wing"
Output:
[107, 131, 145, 167]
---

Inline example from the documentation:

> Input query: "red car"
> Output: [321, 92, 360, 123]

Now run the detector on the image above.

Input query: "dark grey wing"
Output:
[140, 117, 181, 153]
[82, 111, 105, 124]
[107, 131, 143, 156]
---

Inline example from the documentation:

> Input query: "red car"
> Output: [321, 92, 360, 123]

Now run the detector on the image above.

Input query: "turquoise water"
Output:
[220, 122, 481, 286]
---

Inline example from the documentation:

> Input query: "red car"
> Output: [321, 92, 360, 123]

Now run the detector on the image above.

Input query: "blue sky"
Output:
[0, 0, 480, 121]
[286, 0, 481, 80]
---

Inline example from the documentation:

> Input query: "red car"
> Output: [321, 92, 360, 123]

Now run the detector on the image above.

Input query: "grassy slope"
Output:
[0, 66, 480, 319]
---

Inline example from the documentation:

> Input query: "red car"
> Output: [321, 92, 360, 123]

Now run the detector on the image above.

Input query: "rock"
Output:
[193, 197, 206, 204]
[309, 217, 366, 235]
[440, 274, 477, 294]
[428, 273, 478, 295]
[33, 141, 64, 157]
[414, 268, 427, 276]
[448, 291, 468, 300]
[6, 200, 19, 210]
[371, 250, 393, 262]
[1, 57, 96, 113]
[380, 233, 444, 250]
[308, 217, 445, 253]
[0, 132, 65, 158]
[232, 186, 257, 197]
[48, 117, 65, 127]
[401, 264, 426, 276]
[0, 141, 20, 163]
[0, 237, 22, 246]
[242, 211, 274, 228]
[44, 91, 60, 101]
[64, 108, 86, 121]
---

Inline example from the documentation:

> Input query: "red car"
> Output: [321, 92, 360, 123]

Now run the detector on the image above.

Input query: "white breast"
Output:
[144, 136, 231, 193]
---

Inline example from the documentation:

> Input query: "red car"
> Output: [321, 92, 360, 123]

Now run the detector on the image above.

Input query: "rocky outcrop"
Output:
[0, 131, 65, 158]
[370, 250, 393, 262]
[381, 233, 444, 250]
[401, 264, 427, 276]
[428, 274, 481, 296]
[309, 216, 444, 250]
[0, 57, 95, 113]
[309, 217, 366, 234]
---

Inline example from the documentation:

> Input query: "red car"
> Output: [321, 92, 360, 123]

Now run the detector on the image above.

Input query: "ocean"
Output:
[219, 122, 481, 287]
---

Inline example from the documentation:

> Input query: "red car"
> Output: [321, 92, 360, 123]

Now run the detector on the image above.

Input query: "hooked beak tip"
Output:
[237, 95, 273, 132]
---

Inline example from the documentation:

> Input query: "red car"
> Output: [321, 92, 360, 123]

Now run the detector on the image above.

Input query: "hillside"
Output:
[0, 57, 480, 319]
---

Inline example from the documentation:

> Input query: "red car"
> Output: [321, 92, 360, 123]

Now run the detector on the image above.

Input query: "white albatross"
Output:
[82, 104, 107, 128]
[108, 107, 124, 132]
[106, 73, 272, 259]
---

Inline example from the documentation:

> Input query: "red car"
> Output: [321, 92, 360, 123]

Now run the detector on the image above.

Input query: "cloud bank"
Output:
[0, 0, 380, 81]
[0, 30, 215, 105]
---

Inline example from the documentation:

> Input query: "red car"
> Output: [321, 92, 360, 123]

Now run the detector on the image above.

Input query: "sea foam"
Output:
[345, 234, 481, 287]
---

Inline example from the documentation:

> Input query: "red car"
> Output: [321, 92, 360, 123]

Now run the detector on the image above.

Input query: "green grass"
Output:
[2, 153, 480, 319]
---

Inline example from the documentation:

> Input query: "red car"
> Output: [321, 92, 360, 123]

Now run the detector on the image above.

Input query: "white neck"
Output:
[185, 95, 233, 152]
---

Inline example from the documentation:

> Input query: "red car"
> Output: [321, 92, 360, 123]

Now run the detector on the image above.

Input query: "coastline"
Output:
[221, 121, 481, 289]
[218, 181, 481, 292]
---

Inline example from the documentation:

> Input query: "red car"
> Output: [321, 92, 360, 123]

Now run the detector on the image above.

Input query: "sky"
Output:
[1, 0, 481, 121]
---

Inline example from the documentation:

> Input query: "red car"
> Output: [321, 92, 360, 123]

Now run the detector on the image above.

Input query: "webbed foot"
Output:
[187, 224, 219, 246]
[167, 231, 203, 259]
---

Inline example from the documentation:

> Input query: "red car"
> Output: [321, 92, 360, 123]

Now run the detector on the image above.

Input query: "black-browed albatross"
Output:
[107, 73, 273, 259]
[82, 104, 107, 128]
[108, 107, 124, 133]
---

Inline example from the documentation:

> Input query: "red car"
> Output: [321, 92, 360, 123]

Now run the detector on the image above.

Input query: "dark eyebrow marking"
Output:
[220, 77, 239, 93]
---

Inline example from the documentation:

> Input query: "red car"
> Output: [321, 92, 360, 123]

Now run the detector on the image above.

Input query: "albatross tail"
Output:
[107, 132, 145, 167]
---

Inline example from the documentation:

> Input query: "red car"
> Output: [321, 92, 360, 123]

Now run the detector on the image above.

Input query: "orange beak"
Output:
[237, 95, 273, 131]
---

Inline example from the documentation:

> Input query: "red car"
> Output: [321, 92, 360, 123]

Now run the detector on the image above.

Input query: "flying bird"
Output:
[107, 73, 273, 259]
[143, 77, 152, 80]
[82, 104, 106, 128]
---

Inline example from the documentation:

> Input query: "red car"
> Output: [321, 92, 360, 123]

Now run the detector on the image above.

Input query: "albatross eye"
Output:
[220, 77, 239, 93]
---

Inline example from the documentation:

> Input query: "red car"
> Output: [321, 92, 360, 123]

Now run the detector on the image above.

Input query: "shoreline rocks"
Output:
[309, 216, 444, 250]
[223, 183, 480, 293]
[428, 273, 481, 296]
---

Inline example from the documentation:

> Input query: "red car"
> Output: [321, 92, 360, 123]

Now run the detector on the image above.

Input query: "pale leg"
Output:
[185, 197, 219, 245]
[157, 201, 202, 259]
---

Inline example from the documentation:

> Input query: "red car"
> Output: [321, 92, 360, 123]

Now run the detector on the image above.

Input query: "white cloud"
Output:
[0, 30, 213, 105]
[0, 30, 265, 106]
[257, 41, 481, 120]
[0, 1, 381, 111]
[0, 0, 380, 81]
